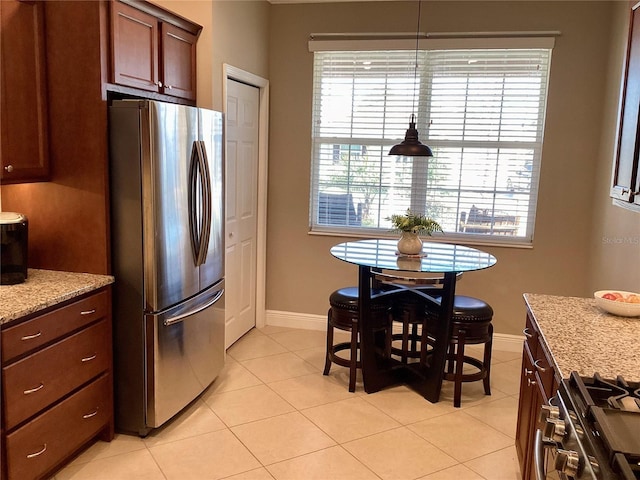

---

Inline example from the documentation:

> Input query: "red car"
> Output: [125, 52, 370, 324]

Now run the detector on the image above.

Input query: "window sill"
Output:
[612, 198, 640, 213]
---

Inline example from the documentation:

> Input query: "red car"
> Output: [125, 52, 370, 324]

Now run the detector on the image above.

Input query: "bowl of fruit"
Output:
[593, 290, 640, 317]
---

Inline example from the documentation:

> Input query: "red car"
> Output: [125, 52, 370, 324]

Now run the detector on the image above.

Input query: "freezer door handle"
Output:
[188, 140, 212, 267]
[188, 142, 202, 266]
[196, 141, 211, 266]
[163, 288, 224, 326]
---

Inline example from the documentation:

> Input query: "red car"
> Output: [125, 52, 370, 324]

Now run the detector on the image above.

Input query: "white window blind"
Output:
[310, 41, 552, 245]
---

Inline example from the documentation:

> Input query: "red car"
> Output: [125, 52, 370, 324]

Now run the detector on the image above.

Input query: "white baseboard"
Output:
[266, 309, 524, 353]
[491, 332, 525, 353]
[266, 309, 326, 331]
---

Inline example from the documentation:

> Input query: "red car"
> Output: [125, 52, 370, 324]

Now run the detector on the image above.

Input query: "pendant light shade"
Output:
[389, 114, 433, 157]
[389, 0, 433, 157]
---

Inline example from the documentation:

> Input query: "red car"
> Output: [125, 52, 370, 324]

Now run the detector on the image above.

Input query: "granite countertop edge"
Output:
[0, 269, 115, 325]
[523, 292, 640, 382]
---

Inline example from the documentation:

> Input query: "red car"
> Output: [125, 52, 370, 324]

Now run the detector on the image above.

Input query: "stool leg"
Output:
[410, 323, 419, 358]
[349, 317, 358, 392]
[385, 312, 393, 358]
[483, 323, 493, 395]
[420, 318, 429, 365]
[401, 311, 409, 363]
[323, 309, 333, 376]
[446, 342, 455, 375]
[453, 328, 466, 408]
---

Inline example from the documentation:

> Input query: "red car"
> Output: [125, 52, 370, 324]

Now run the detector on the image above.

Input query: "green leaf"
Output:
[387, 209, 443, 236]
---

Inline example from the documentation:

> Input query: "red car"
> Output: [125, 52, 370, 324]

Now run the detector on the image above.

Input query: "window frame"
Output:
[308, 36, 555, 247]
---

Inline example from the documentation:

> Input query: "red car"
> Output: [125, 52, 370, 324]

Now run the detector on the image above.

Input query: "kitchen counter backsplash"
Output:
[0, 269, 114, 325]
[524, 293, 640, 382]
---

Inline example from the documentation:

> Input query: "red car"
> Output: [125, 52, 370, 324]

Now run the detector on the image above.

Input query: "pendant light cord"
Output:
[411, 0, 422, 122]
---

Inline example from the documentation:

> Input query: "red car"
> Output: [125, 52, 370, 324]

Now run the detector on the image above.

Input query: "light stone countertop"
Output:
[0, 269, 114, 325]
[524, 293, 640, 382]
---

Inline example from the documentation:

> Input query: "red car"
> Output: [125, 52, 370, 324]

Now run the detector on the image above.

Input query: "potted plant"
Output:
[388, 209, 443, 255]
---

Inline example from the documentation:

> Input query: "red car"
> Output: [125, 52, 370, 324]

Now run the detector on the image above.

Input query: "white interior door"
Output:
[225, 79, 260, 348]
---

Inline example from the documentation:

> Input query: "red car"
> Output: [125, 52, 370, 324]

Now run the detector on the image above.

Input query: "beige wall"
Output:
[267, 1, 622, 336]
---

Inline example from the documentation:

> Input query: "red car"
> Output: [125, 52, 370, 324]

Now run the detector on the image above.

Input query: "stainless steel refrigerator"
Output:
[109, 99, 225, 436]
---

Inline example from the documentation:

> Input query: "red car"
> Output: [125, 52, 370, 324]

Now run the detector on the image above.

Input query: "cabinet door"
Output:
[526, 382, 548, 480]
[612, 3, 640, 204]
[161, 23, 197, 100]
[110, 1, 159, 93]
[0, 0, 49, 183]
[515, 344, 536, 480]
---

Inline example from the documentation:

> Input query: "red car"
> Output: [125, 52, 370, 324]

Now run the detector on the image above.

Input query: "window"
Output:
[309, 38, 553, 245]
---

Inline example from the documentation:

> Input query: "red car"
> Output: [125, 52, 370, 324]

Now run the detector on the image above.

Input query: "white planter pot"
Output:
[397, 231, 423, 255]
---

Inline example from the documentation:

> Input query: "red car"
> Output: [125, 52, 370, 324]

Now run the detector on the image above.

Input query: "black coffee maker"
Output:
[0, 212, 28, 285]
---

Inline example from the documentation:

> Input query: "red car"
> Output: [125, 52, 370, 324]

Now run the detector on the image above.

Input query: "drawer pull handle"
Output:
[527, 378, 537, 387]
[24, 383, 44, 395]
[81, 354, 97, 363]
[26, 444, 47, 459]
[523, 328, 533, 339]
[534, 359, 547, 373]
[80, 309, 97, 316]
[21, 331, 42, 341]
[83, 408, 99, 419]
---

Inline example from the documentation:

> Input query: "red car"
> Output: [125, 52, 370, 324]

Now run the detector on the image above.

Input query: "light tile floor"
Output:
[55, 326, 523, 480]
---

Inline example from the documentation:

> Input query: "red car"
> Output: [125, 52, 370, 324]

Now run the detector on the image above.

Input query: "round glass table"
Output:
[330, 239, 497, 402]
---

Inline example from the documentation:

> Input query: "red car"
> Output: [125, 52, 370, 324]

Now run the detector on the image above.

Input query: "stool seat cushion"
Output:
[329, 287, 389, 311]
[428, 295, 493, 322]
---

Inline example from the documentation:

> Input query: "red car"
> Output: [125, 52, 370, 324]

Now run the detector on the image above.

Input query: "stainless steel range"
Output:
[536, 372, 640, 480]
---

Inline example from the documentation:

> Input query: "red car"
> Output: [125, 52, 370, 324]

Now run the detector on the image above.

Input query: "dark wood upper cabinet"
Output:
[111, 1, 159, 93]
[110, 0, 200, 101]
[161, 23, 197, 101]
[0, 0, 50, 184]
[612, 2, 640, 206]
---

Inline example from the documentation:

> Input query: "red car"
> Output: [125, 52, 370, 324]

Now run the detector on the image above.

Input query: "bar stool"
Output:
[425, 295, 494, 407]
[374, 272, 463, 365]
[323, 287, 391, 392]
[389, 290, 429, 363]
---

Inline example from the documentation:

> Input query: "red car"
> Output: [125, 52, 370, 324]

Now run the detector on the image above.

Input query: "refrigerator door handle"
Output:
[163, 288, 224, 326]
[195, 141, 211, 266]
[188, 142, 202, 266]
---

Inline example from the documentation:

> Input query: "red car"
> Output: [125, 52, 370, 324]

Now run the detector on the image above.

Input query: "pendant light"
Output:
[389, 0, 433, 157]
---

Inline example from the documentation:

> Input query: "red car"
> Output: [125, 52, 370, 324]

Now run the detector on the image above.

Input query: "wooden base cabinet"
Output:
[1, 288, 114, 480]
[515, 311, 559, 480]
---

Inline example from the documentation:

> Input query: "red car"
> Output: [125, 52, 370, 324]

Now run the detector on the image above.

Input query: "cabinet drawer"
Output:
[5, 373, 111, 480]
[2, 289, 109, 362]
[3, 319, 111, 430]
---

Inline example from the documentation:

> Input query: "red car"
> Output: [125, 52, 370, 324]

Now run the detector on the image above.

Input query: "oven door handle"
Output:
[534, 428, 557, 480]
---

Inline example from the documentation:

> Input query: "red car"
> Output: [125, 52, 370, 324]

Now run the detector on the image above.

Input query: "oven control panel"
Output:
[536, 396, 601, 480]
